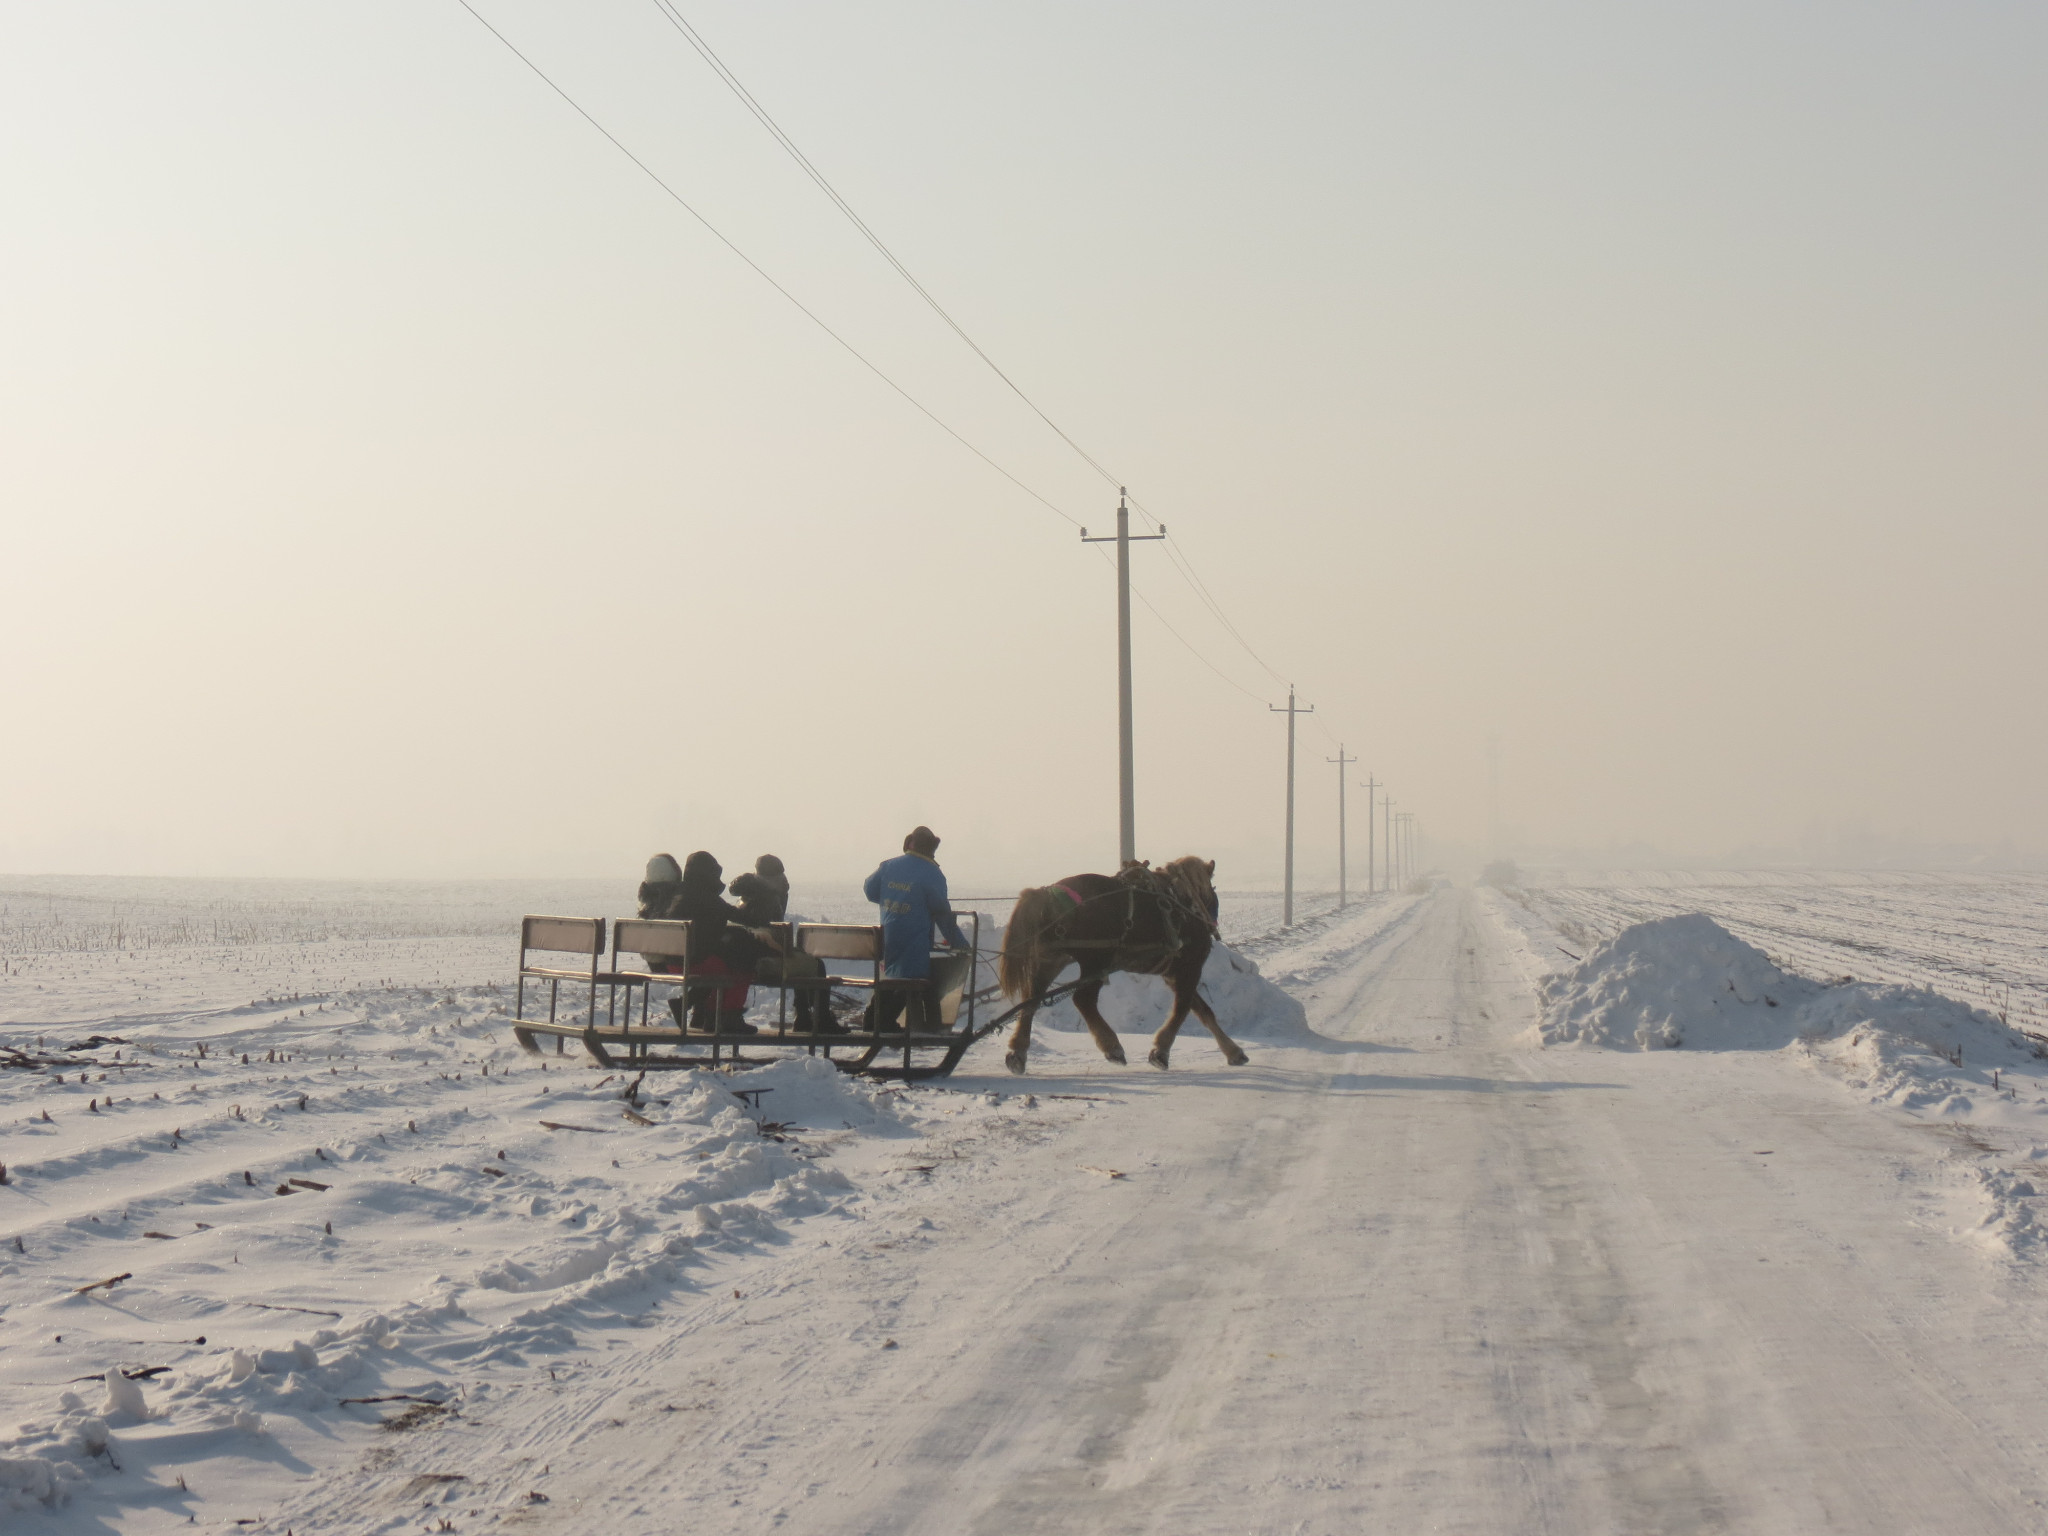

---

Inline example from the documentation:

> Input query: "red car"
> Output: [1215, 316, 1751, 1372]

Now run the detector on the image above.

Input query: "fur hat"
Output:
[681, 850, 723, 889]
[645, 852, 682, 884]
[903, 825, 940, 856]
[754, 854, 786, 880]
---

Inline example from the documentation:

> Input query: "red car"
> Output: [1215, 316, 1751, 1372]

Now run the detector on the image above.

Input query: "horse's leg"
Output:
[1071, 979, 1127, 1066]
[1188, 989, 1250, 1067]
[1146, 973, 1197, 1070]
[1004, 963, 1058, 1075]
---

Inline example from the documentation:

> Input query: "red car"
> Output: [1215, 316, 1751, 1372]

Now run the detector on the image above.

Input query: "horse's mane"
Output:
[1153, 856, 1219, 933]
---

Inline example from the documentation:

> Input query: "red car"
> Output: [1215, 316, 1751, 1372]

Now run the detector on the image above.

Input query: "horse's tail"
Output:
[1000, 886, 1061, 1000]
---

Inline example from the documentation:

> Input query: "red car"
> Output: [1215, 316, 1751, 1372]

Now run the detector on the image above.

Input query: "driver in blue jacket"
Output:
[863, 825, 967, 1032]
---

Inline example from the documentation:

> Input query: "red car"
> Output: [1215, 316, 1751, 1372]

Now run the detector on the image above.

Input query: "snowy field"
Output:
[0, 877, 1341, 1031]
[10, 874, 2048, 1530]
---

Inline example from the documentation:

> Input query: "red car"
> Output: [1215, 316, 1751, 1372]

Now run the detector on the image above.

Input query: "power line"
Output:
[1084, 545, 1273, 707]
[1155, 524, 1292, 690]
[471, 1, 1361, 753]
[645, 0, 1126, 492]
[454, 0, 1085, 531]
[642, 3, 1352, 731]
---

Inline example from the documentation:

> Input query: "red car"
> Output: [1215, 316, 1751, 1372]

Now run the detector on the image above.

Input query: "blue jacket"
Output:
[864, 853, 966, 978]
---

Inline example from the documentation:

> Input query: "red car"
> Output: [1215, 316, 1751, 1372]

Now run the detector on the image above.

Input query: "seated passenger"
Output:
[729, 853, 790, 925]
[640, 851, 762, 1035]
[638, 852, 687, 926]
[731, 854, 842, 1034]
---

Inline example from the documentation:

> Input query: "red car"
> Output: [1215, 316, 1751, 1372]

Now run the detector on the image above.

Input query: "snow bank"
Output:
[1032, 942, 1309, 1044]
[1531, 914, 2039, 1092]
[1531, 913, 1820, 1050]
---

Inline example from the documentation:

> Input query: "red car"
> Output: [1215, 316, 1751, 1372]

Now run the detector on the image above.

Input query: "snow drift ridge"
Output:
[1531, 912, 2033, 1067]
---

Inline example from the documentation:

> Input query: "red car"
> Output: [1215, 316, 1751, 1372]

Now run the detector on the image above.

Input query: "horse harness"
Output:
[1044, 864, 1216, 964]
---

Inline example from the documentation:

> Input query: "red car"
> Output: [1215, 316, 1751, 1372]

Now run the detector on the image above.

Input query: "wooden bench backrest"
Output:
[612, 918, 692, 964]
[522, 915, 606, 957]
[795, 923, 883, 962]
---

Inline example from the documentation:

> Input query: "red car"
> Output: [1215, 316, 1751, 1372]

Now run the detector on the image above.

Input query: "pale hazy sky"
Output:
[4, 1, 2044, 885]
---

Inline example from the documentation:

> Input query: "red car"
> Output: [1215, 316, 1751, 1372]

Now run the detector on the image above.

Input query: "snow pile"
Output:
[1971, 1160, 2048, 1258]
[1531, 914, 1820, 1050]
[1532, 914, 2038, 1086]
[1033, 942, 1309, 1044]
[1801, 984, 2041, 1117]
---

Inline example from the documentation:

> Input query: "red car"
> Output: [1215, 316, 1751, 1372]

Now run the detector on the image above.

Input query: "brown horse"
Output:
[997, 856, 1250, 1075]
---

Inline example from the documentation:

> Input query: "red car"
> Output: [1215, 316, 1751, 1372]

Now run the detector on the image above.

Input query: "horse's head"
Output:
[1159, 856, 1220, 934]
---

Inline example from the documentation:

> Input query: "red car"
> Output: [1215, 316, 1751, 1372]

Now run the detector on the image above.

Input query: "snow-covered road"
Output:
[13, 885, 2048, 1532]
[700, 885, 2048, 1536]
[378, 889, 2048, 1533]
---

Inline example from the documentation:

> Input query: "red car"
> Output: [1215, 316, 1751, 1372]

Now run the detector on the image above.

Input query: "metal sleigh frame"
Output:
[510, 911, 1024, 1082]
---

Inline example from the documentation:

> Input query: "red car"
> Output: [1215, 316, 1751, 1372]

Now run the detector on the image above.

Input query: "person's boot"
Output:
[873, 991, 911, 1036]
[810, 986, 848, 1035]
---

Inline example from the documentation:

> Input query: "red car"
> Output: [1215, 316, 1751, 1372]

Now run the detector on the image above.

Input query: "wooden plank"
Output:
[795, 923, 883, 961]
[612, 918, 692, 963]
[523, 915, 605, 955]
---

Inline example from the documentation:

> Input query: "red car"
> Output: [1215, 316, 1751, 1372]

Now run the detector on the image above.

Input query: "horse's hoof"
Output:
[1225, 1050, 1249, 1067]
[1104, 1047, 1127, 1065]
[1004, 1051, 1029, 1076]
[1147, 1048, 1170, 1070]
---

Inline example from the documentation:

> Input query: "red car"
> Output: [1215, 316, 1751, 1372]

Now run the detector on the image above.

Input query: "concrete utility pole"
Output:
[1327, 745, 1357, 909]
[1486, 733, 1502, 860]
[1384, 796, 1396, 893]
[1080, 489, 1165, 867]
[1362, 774, 1379, 895]
[1270, 688, 1314, 927]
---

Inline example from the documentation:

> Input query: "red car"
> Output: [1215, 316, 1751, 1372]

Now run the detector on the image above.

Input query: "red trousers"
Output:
[684, 956, 751, 1013]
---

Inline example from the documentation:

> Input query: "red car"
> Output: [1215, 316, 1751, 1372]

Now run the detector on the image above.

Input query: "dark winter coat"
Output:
[638, 852, 687, 922]
[730, 871, 789, 926]
[672, 852, 766, 967]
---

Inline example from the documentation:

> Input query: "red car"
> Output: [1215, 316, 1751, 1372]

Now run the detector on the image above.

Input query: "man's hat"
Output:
[903, 825, 940, 855]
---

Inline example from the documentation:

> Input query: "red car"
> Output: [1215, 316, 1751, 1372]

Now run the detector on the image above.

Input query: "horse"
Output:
[996, 856, 1250, 1075]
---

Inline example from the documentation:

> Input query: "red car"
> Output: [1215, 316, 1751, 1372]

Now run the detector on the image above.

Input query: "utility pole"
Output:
[1362, 774, 1379, 895]
[1270, 688, 1314, 926]
[1327, 745, 1357, 909]
[1080, 489, 1165, 867]
[1486, 733, 1502, 861]
[1383, 796, 1396, 893]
